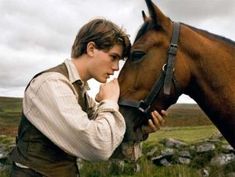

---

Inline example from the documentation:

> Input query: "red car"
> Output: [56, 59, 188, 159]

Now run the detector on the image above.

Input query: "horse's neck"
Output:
[181, 25, 235, 119]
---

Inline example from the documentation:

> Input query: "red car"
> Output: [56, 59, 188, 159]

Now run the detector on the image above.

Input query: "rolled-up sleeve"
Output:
[23, 72, 126, 161]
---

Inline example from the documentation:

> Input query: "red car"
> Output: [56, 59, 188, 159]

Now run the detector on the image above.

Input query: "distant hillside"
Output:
[0, 97, 212, 136]
[167, 103, 212, 127]
[0, 96, 22, 136]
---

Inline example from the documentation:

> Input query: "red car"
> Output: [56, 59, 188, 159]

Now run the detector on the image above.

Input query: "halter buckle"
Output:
[168, 43, 178, 56]
[138, 100, 150, 114]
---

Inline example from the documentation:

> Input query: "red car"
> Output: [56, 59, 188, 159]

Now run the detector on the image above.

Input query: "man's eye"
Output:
[111, 55, 119, 61]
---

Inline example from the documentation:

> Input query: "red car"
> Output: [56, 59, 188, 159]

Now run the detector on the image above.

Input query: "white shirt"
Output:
[23, 59, 126, 161]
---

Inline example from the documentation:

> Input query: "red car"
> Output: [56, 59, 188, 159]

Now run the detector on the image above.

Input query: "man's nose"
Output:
[112, 61, 119, 71]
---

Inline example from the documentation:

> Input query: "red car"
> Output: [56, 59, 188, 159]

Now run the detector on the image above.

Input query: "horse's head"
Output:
[118, 0, 191, 143]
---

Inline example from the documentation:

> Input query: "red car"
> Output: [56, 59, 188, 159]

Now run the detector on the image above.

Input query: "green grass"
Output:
[79, 125, 222, 177]
[0, 97, 212, 137]
[147, 125, 218, 144]
[0, 97, 227, 177]
[0, 125, 228, 177]
[80, 159, 201, 177]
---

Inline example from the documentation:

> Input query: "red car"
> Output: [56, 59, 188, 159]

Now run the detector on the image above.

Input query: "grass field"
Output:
[0, 96, 212, 137]
[147, 125, 218, 144]
[0, 97, 230, 177]
[0, 97, 21, 136]
[0, 124, 226, 177]
[80, 125, 222, 177]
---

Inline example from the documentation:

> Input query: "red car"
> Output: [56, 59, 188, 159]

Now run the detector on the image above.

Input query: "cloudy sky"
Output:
[1, 0, 234, 103]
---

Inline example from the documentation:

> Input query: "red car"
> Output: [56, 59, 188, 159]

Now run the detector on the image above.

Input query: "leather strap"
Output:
[163, 22, 181, 95]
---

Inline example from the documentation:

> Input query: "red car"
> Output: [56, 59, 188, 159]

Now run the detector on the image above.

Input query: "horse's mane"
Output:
[183, 23, 235, 47]
[134, 21, 162, 42]
[135, 21, 235, 47]
[134, 22, 151, 42]
[134, 22, 148, 42]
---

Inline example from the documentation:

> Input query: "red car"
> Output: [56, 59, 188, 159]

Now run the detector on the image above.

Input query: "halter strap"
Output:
[164, 22, 181, 95]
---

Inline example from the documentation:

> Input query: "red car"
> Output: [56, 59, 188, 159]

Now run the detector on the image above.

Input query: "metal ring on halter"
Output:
[162, 64, 175, 72]
[162, 64, 167, 71]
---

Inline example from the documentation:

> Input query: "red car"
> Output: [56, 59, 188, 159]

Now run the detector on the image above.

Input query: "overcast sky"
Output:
[0, 0, 234, 103]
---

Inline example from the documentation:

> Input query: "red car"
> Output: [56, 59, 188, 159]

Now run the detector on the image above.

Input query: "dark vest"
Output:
[9, 63, 88, 177]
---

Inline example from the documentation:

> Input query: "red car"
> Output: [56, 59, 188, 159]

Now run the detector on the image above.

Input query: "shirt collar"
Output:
[64, 59, 90, 90]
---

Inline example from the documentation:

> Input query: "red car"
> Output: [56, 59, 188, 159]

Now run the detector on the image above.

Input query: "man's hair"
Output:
[71, 18, 131, 59]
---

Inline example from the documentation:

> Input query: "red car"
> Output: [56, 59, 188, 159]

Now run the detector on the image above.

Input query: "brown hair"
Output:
[71, 18, 131, 59]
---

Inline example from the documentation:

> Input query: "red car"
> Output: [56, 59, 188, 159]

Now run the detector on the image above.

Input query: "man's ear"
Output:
[86, 42, 96, 57]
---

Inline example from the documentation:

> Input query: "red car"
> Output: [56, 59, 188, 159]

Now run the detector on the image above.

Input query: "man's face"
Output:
[89, 45, 123, 83]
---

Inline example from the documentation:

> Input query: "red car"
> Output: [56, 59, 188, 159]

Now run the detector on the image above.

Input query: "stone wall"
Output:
[1, 134, 235, 177]
[107, 133, 235, 177]
[145, 134, 235, 176]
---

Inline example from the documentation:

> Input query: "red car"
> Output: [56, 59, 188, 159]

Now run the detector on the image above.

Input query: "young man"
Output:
[9, 18, 166, 177]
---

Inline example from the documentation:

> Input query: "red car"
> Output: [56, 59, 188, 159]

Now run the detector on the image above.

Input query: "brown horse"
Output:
[118, 0, 235, 149]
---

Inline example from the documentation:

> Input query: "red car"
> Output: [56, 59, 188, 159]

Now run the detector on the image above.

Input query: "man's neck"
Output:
[71, 57, 91, 82]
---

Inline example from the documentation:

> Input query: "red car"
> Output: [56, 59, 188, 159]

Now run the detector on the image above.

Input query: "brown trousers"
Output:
[10, 163, 44, 177]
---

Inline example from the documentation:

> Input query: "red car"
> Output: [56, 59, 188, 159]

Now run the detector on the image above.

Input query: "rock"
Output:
[151, 154, 173, 166]
[196, 143, 215, 153]
[178, 157, 191, 165]
[146, 137, 234, 175]
[0, 152, 8, 160]
[160, 158, 171, 166]
[222, 144, 235, 152]
[161, 148, 175, 156]
[146, 147, 158, 157]
[210, 153, 235, 166]
[178, 150, 191, 158]
[0, 147, 9, 161]
[199, 167, 210, 177]
[164, 138, 187, 148]
[177, 150, 191, 164]
[226, 172, 235, 177]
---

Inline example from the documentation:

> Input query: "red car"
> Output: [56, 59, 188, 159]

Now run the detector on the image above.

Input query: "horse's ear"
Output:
[142, 10, 147, 21]
[145, 0, 156, 20]
[145, 0, 169, 27]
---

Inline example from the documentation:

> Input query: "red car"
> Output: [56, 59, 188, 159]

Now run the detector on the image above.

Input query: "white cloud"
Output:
[0, 0, 234, 104]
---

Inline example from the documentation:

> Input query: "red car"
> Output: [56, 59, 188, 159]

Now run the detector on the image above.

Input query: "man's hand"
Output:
[95, 78, 120, 103]
[141, 110, 167, 134]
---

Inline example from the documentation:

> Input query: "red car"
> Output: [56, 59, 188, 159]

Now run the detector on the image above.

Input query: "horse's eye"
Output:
[131, 51, 146, 62]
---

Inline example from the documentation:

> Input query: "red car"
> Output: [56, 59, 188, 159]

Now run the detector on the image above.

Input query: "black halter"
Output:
[118, 22, 181, 117]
